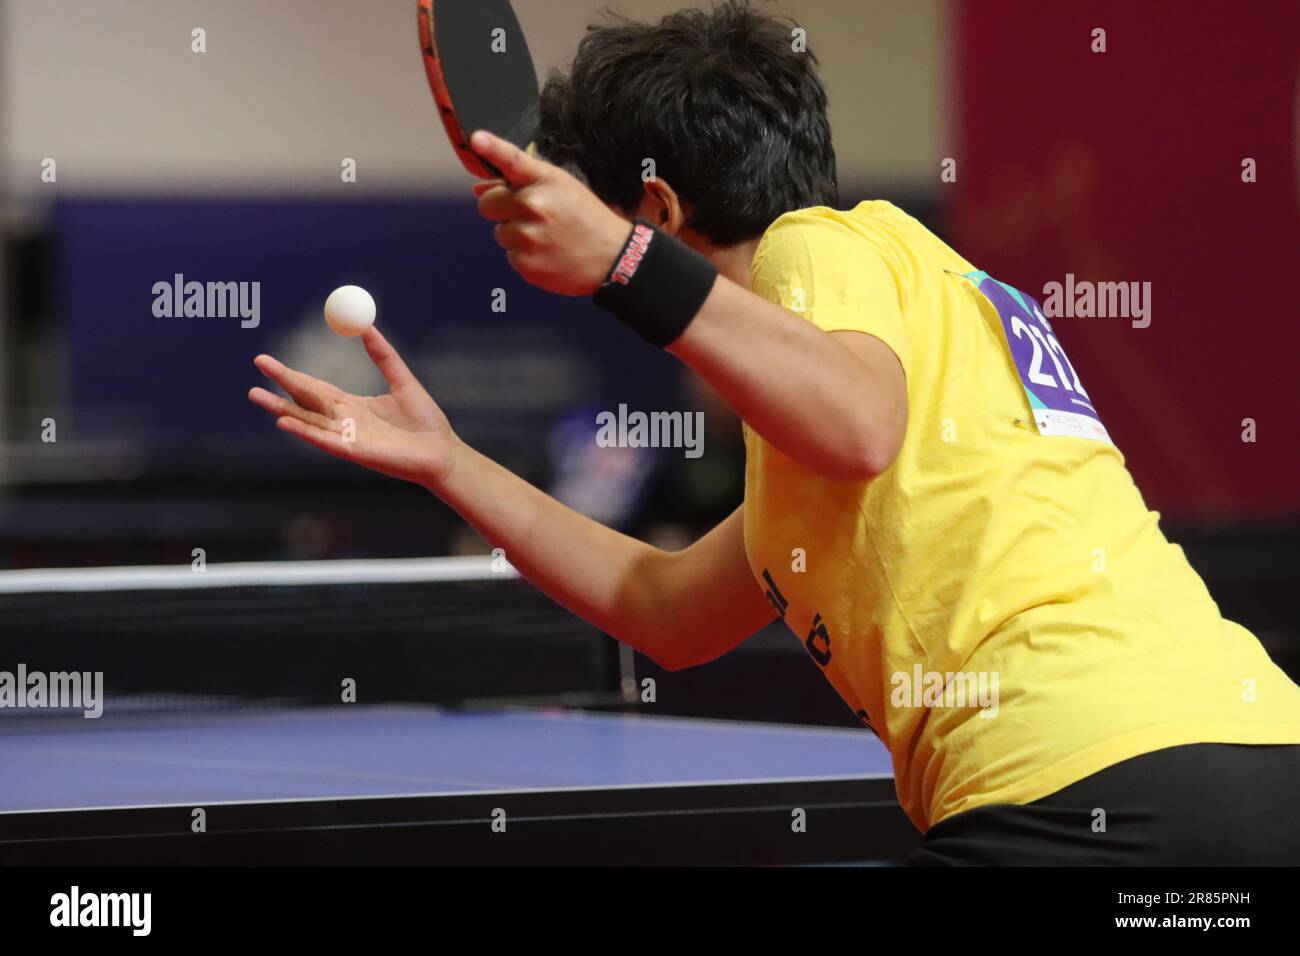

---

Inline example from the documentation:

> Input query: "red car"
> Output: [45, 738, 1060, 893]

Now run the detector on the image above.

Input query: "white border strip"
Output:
[0, 774, 895, 818]
[0, 556, 518, 594]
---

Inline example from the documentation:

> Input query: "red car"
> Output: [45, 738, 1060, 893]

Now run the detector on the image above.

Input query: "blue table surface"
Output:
[0, 706, 895, 813]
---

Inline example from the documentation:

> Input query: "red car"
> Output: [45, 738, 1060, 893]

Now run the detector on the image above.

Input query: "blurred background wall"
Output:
[1, 0, 1296, 719]
[2, 0, 949, 194]
[0, 0, 950, 566]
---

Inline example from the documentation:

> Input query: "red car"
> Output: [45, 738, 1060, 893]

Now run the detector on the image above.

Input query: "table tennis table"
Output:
[0, 705, 918, 865]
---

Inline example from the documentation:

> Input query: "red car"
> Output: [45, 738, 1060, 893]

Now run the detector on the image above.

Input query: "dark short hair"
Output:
[537, 0, 838, 247]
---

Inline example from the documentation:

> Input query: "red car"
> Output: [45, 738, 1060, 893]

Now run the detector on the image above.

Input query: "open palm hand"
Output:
[248, 328, 458, 489]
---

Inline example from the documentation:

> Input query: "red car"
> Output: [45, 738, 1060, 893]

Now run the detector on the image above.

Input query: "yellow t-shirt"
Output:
[743, 201, 1300, 832]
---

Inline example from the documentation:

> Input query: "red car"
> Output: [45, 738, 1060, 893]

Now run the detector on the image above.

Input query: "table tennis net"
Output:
[0, 557, 625, 718]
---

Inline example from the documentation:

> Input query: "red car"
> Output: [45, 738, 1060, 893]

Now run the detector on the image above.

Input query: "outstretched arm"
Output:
[248, 329, 772, 670]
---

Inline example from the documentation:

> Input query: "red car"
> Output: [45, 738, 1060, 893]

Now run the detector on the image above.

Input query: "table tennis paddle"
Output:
[417, 0, 541, 179]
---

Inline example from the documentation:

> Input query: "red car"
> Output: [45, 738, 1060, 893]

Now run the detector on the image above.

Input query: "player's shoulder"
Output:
[756, 201, 904, 259]
[752, 202, 909, 290]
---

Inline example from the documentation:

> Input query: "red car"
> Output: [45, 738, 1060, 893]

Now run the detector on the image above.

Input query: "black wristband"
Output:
[593, 220, 719, 348]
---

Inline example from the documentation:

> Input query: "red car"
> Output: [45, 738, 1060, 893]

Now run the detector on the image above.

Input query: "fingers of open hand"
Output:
[247, 386, 338, 432]
[274, 415, 351, 461]
[361, 328, 416, 390]
[254, 354, 342, 415]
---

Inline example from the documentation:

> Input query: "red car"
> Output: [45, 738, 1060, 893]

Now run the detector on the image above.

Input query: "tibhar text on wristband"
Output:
[593, 220, 719, 348]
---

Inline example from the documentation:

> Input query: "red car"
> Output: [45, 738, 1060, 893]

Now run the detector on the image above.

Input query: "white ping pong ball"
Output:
[323, 285, 377, 338]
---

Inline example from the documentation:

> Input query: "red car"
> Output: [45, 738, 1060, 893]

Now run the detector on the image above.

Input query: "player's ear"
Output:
[635, 176, 688, 236]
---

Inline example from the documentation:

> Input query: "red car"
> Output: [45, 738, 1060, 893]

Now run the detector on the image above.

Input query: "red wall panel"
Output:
[952, 0, 1300, 518]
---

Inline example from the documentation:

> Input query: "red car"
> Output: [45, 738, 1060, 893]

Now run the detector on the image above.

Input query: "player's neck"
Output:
[695, 237, 760, 290]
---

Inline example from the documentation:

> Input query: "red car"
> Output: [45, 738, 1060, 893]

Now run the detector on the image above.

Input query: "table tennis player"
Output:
[249, 0, 1300, 864]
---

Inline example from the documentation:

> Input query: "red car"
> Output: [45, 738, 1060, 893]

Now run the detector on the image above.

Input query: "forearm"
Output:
[425, 440, 679, 662]
[467, 134, 901, 482]
[668, 278, 901, 480]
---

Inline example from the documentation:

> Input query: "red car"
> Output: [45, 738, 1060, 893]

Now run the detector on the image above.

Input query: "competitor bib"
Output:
[963, 270, 1112, 444]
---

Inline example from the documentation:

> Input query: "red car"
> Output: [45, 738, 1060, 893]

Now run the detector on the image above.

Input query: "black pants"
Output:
[909, 743, 1300, 865]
